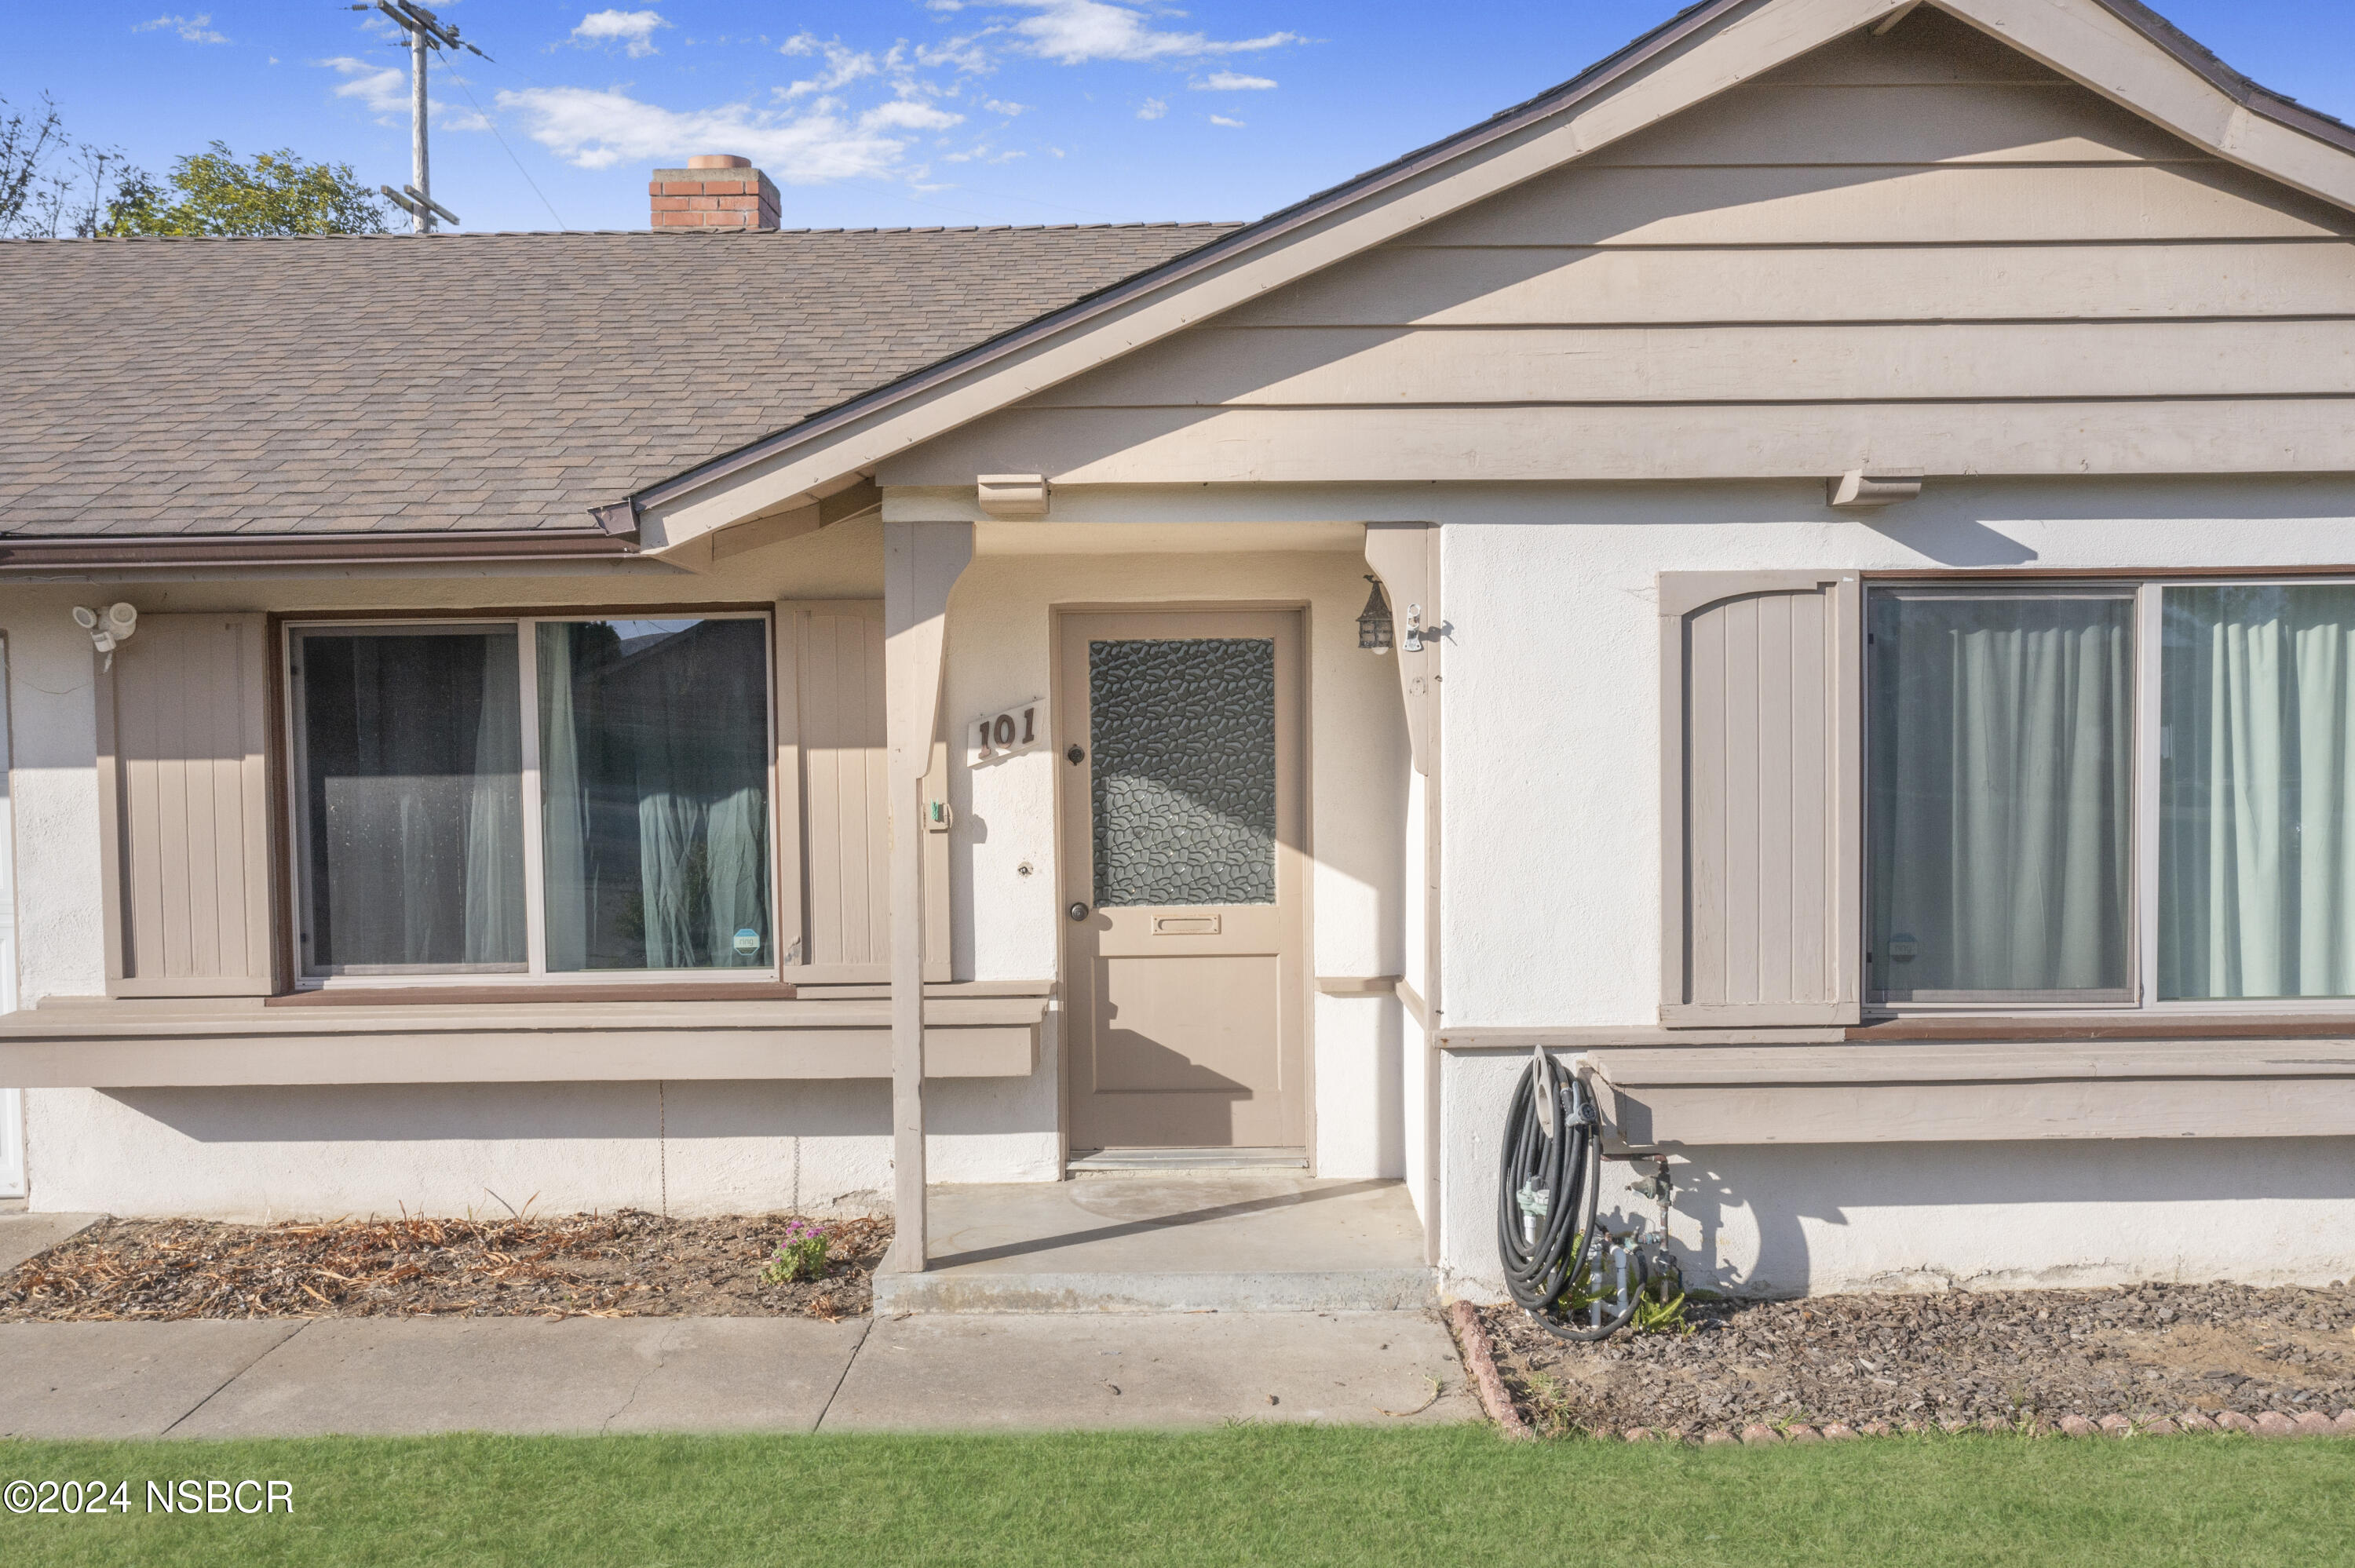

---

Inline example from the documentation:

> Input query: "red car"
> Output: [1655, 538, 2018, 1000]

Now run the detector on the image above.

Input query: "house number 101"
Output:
[969, 698, 1048, 765]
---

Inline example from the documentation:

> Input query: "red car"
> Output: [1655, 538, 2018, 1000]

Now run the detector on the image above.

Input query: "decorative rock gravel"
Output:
[2060, 1414, 2100, 1436]
[1481, 1278, 2355, 1440]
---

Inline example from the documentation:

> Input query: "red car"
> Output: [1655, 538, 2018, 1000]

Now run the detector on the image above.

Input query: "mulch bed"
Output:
[1480, 1279, 2355, 1440]
[0, 1211, 889, 1322]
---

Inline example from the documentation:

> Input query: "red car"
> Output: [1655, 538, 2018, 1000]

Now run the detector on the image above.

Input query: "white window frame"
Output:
[283, 612, 780, 990]
[1869, 574, 2355, 1019]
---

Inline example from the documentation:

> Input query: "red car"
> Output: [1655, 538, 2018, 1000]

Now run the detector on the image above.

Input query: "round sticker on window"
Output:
[732, 928, 761, 955]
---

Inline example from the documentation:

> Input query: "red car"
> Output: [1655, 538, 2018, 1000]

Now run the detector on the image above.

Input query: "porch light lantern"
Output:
[1357, 575, 1395, 655]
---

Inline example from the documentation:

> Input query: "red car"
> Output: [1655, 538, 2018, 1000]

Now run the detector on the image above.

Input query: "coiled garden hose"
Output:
[1495, 1047, 1649, 1341]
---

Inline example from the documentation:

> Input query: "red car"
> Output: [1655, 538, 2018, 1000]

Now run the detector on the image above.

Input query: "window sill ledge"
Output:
[0, 987, 1054, 1088]
[1437, 1028, 2355, 1146]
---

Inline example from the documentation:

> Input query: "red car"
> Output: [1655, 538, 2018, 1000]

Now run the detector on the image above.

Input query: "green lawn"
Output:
[2, 1427, 2348, 1567]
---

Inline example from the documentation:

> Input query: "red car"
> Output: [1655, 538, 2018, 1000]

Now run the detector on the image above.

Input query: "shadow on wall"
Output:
[82, 1077, 1056, 1220]
[1641, 1138, 2355, 1300]
[106, 1081, 888, 1144]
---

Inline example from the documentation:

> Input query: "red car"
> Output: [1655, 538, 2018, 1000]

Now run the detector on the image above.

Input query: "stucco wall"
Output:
[1440, 1048, 2355, 1297]
[21, 1073, 1064, 1222]
[1429, 475, 2355, 1291]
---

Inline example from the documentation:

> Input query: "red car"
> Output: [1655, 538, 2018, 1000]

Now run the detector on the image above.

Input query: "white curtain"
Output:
[536, 625, 591, 972]
[462, 634, 524, 965]
[1869, 593, 2134, 999]
[2160, 585, 2355, 998]
[538, 619, 770, 970]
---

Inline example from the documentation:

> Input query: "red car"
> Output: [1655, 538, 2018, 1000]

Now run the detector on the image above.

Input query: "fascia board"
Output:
[637, 0, 1899, 554]
[1941, 0, 2355, 212]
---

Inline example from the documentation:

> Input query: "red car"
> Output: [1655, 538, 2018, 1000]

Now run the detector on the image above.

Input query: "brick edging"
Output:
[1445, 1300, 1532, 1440]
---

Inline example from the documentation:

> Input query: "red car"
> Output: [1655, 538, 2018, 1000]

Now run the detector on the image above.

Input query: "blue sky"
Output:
[11, 1, 2353, 232]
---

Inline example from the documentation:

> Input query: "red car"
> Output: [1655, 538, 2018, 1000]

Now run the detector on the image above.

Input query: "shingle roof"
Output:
[0, 224, 1233, 539]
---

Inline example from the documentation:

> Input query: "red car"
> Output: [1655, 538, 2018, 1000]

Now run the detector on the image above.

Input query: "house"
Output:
[4, 0, 2354, 1300]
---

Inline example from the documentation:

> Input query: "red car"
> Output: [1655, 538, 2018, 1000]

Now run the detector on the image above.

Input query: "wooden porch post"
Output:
[882, 519, 973, 1274]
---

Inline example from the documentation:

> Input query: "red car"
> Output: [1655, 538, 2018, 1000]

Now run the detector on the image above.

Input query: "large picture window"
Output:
[290, 614, 773, 983]
[1867, 590, 2134, 1004]
[1868, 579, 2355, 1012]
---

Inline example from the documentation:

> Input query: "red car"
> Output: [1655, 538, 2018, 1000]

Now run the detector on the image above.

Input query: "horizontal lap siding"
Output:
[918, 10, 2355, 484]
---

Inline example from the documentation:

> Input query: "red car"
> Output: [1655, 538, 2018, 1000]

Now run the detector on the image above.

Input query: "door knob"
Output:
[1067, 902, 1090, 922]
[1066, 744, 1085, 764]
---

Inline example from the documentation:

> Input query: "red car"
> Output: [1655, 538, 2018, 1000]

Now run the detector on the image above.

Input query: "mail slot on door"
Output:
[1152, 915, 1221, 935]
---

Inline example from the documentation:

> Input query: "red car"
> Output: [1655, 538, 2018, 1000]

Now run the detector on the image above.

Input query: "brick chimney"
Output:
[649, 154, 781, 230]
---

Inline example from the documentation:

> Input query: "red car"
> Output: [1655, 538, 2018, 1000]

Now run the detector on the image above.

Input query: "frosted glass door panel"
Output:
[1089, 637, 1277, 908]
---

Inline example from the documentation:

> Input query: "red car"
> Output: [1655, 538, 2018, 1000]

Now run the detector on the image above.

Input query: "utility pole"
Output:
[410, 15, 429, 232]
[349, 0, 487, 233]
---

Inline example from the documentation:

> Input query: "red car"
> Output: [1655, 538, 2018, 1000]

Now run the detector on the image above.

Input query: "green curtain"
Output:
[462, 633, 524, 965]
[2160, 585, 2355, 999]
[1868, 593, 2134, 1000]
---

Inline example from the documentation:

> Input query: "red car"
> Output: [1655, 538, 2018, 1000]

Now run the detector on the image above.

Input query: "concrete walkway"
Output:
[0, 1311, 1477, 1439]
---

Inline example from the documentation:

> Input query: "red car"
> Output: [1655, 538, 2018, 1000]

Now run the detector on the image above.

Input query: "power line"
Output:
[445, 70, 568, 230]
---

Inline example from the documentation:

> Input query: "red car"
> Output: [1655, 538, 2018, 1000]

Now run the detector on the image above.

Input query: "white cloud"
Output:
[979, 97, 1026, 115]
[137, 13, 227, 43]
[1005, 1, 1298, 65]
[915, 35, 996, 74]
[780, 35, 879, 98]
[496, 84, 924, 180]
[319, 57, 488, 130]
[1135, 97, 1166, 120]
[1208, 114, 1244, 127]
[570, 9, 670, 58]
[860, 98, 964, 133]
[1193, 71, 1275, 90]
[321, 56, 409, 116]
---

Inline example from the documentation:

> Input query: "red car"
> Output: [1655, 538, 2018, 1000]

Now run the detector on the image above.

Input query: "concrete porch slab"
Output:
[873, 1173, 1435, 1314]
[0, 1321, 304, 1439]
[822, 1311, 1478, 1430]
[173, 1316, 871, 1439]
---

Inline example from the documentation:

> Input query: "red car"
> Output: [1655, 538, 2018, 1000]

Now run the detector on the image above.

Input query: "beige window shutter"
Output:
[95, 613, 276, 997]
[1659, 571, 1862, 1027]
[775, 600, 951, 983]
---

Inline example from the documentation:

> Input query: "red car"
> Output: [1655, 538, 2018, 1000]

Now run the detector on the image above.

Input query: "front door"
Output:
[1058, 611, 1306, 1154]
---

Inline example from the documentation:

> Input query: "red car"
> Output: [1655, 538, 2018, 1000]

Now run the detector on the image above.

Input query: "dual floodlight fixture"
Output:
[72, 603, 138, 668]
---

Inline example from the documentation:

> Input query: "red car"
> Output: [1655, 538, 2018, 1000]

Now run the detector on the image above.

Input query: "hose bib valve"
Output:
[1515, 1181, 1550, 1247]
